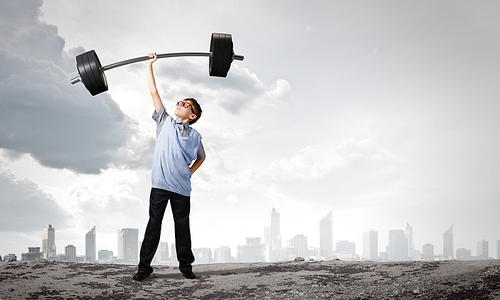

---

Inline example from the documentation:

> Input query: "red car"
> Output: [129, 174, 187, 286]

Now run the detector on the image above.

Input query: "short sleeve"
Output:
[152, 106, 170, 138]
[197, 140, 205, 160]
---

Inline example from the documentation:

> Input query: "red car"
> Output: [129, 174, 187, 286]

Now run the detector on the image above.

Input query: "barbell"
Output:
[70, 33, 244, 96]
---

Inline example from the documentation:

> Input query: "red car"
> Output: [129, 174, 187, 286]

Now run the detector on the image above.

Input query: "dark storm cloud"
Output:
[0, 170, 68, 232]
[0, 0, 152, 174]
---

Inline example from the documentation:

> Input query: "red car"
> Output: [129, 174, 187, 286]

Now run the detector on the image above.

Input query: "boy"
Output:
[133, 53, 206, 281]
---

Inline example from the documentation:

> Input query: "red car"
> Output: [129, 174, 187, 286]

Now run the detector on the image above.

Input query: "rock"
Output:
[294, 257, 305, 262]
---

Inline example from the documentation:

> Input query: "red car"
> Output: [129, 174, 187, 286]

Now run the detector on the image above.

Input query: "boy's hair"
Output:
[185, 98, 202, 124]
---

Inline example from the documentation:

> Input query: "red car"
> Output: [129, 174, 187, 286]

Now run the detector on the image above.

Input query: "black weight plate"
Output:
[210, 33, 225, 77]
[76, 52, 94, 93]
[209, 34, 215, 75]
[81, 51, 101, 95]
[220, 34, 233, 77]
[87, 51, 108, 95]
[209, 33, 219, 76]
[76, 50, 108, 96]
[215, 34, 227, 76]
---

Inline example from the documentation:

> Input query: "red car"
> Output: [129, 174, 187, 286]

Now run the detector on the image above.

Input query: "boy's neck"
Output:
[177, 117, 190, 124]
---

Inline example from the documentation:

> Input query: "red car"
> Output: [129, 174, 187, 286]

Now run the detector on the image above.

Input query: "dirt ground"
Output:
[1, 259, 500, 299]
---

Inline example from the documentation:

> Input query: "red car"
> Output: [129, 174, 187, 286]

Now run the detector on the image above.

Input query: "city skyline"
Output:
[2, 1, 500, 269]
[4, 208, 499, 263]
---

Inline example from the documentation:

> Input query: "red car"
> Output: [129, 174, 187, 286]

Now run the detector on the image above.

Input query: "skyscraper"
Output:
[363, 229, 378, 261]
[193, 248, 212, 264]
[270, 208, 282, 250]
[237, 238, 264, 262]
[443, 225, 454, 260]
[336, 241, 356, 255]
[65, 245, 77, 262]
[319, 211, 333, 258]
[403, 223, 414, 259]
[422, 243, 434, 260]
[456, 248, 471, 260]
[117, 228, 139, 264]
[159, 241, 169, 262]
[214, 246, 231, 263]
[477, 240, 489, 259]
[292, 234, 308, 258]
[388, 229, 408, 261]
[85, 226, 96, 262]
[497, 240, 500, 260]
[265, 208, 282, 250]
[42, 224, 56, 259]
[98, 250, 113, 260]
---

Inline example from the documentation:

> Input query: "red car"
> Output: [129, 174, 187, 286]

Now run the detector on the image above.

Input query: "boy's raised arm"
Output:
[146, 53, 164, 113]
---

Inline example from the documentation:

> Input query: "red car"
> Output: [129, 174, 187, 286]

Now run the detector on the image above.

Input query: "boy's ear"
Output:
[189, 114, 197, 121]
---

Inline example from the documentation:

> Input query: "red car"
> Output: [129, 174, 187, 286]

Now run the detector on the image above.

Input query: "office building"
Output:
[443, 226, 454, 260]
[117, 228, 139, 264]
[193, 248, 212, 264]
[264, 208, 282, 261]
[456, 248, 472, 260]
[269, 208, 282, 250]
[334, 240, 356, 260]
[159, 242, 169, 262]
[65, 245, 77, 262]
[4, 254, 17, 261]
[237, 238, 264, 262]
[292, 234, 308, 258]
[388, 230, 408, 261]
[477, 240, 488, 259]
[170, 243, 177, 263]
[42, 224, 56, 259]
[21, 247, 42, 261]
[403, 223, 414, 259]
[319, 211, 333, 258]
[85, 226, 96, 262]
[152, 241, 169, 264]
[214, 246, 231, 263]
[336, 241, 355, 255]
[422, 243, 434, 261]
[98, 250, 113, 261]
[363, 230, 378, 261]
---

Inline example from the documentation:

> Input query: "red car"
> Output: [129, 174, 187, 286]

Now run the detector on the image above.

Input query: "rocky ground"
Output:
[1, 259, 500, 299]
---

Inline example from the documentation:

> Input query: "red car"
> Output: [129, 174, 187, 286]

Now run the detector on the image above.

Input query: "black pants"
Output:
[138, 188, 195, 274]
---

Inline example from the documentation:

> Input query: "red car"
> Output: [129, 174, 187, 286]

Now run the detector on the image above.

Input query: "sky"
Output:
[1, 0, 500, 260]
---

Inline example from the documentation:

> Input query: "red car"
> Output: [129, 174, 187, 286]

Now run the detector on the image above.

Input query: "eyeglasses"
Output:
[176, 101, 196, 115]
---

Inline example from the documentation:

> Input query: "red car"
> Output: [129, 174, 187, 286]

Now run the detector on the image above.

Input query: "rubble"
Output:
[0, 259, 499, 299]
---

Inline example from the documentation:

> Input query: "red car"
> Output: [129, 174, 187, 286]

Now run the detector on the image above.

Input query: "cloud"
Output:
[265, 138, 402, 182]
[65, 179, 146, 231]
[153, 59, 291, 114]
[0, 169, 68, 232]
[192, 137, 405, 211]
[0, 0, 152, 174]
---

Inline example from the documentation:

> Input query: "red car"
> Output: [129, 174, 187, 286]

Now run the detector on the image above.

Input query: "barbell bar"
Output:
[71, 33, 244, 96]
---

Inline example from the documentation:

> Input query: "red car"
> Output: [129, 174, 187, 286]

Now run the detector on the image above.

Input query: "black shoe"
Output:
[133, 270, 150, 281]
[182, 270, 196, 279]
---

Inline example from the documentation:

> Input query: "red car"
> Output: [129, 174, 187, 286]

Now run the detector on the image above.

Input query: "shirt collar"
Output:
[175, 119, 190, 129]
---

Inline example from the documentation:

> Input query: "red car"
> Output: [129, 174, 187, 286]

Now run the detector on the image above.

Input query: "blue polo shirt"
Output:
[151, 106, 203, 196]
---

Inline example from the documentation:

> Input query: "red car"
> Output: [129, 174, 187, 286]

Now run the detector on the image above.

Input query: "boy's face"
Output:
[175, 100, 197, 123]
